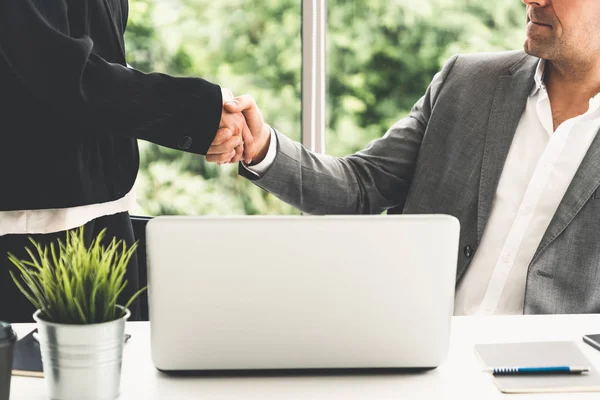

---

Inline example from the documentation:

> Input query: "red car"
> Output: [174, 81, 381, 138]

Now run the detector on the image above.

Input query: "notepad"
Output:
[475, 341, 600, 393]
[11, 329, 43, 378]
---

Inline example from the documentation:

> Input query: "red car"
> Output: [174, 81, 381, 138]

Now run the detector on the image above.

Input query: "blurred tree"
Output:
[326, 0, 525, 155]
[125, 0, 300, 216]
[124, 0, 525, 215]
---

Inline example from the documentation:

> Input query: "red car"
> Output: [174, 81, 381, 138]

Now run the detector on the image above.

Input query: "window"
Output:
[125, 0, 302, 216]
[125, 0, 525, 216]
[326, 0, 525, 157]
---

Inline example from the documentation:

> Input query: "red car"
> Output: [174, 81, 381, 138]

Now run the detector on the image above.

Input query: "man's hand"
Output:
[223, 95, 271, 164]
[207, 88, 255, 164]
[206, 128, 242, 163]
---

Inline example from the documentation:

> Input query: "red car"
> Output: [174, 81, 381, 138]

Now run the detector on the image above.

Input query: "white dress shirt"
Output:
[0, 188, 135, 236]
[454, 61, 600, 315]
[248, 60, 600, 315]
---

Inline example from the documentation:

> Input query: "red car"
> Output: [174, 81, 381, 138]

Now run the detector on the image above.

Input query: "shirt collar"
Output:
[529, 59, 600, 113]
[531, 59, 546, 97]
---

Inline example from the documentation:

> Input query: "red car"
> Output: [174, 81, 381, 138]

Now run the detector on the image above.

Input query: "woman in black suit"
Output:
[0, 0, 251, 322]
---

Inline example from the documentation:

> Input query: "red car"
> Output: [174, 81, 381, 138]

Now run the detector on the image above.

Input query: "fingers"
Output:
[211, 93, 263, 165]
[206, 149, 237, 164]
[219, 107, 246, 137]
[223, 101, 238, 113]
[229, 143, 245, 164]
[224, 95, 264, 139]
[224, 94, 255, 113]
[207, 130, 242, 155]
[211, 128, 233, 146]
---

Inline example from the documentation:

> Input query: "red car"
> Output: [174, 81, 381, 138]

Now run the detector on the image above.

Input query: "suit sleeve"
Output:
[0, 0, 221, 154]
[239, 55, 459, 214]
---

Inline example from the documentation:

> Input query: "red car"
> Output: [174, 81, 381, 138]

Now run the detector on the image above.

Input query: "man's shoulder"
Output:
[448, 50, 538, 78]
[455, 50, 531, 65]
[425, 50, 538, 114]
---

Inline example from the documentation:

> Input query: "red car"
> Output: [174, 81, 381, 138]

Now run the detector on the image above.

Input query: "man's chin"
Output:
[523, 41, 547, 59]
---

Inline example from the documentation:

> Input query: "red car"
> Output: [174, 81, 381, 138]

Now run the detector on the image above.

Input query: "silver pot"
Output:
[34, 307, 130, 400]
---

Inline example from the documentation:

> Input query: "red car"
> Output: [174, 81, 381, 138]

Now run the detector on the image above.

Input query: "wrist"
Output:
[249, 124, 271, 165]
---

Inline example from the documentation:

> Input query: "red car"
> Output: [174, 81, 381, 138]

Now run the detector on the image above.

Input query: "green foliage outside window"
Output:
[124, 0, 525, 216]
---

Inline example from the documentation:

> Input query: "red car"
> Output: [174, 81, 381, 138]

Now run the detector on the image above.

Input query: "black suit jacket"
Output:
[0, 0, 221, 211]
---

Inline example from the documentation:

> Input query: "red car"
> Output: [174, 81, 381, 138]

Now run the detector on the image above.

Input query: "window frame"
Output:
[301, 0, 327, 155]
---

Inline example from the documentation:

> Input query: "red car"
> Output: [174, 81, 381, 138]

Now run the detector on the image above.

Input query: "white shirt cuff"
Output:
[243, 126, 277, 176]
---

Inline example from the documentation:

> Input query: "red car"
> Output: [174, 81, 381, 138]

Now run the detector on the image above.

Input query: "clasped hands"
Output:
[207, 89, 270, 165]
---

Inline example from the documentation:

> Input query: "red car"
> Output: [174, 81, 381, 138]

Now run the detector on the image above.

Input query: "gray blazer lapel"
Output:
[532, 131, 600, 263]
[477, 57, 538, 241]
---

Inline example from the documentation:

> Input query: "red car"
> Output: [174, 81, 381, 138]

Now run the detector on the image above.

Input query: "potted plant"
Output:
[8, 227, 146, 400]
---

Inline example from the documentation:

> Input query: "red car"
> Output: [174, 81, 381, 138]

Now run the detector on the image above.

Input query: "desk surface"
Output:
[10, 315, 600, 400]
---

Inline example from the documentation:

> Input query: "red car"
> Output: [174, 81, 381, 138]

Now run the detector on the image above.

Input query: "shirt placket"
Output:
[475, 114, 573, 316]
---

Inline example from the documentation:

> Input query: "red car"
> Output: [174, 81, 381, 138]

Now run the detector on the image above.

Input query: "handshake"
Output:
[208, 88, 271, 166]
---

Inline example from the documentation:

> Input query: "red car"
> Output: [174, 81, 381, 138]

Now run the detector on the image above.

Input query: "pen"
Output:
[483, 366, 590, 375]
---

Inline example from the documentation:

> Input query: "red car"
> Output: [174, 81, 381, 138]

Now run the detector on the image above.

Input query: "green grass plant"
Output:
[8, 227, 146, 325]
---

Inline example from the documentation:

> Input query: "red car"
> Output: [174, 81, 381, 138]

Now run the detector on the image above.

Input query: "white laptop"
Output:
[146, 215, 459, 372]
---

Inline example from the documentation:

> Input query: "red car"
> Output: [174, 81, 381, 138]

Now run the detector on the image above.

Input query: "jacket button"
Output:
[177, 136, 193, 150]
[464, 245, 473, 258]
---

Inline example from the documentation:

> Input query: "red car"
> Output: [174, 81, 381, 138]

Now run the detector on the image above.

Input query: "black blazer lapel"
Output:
[100, 0, 125, 57]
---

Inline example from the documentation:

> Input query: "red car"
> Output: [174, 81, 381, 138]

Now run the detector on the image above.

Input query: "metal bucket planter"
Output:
[34, 307, 130, 400]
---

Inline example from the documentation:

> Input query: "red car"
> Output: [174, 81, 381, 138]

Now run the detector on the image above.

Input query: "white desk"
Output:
[9, 315, 600, 399]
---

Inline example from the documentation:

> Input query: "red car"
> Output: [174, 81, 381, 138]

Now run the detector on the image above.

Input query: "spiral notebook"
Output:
[475, 341, 600, 393]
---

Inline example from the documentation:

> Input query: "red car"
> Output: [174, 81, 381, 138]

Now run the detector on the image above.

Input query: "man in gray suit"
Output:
[219, 0, 600, 315]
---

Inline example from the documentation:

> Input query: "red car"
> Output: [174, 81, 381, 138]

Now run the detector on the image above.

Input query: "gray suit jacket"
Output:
[240, 51, 600, 314]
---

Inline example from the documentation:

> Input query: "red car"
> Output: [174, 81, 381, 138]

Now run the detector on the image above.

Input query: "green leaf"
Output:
[5, 226, 145, 324]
